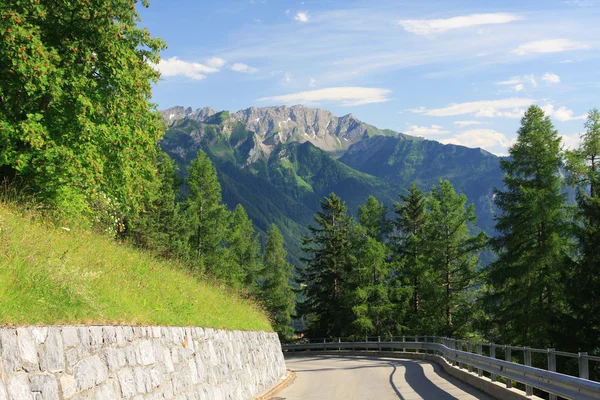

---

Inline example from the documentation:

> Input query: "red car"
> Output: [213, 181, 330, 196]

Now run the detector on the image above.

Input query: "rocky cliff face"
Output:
[160, 105, 400, 155]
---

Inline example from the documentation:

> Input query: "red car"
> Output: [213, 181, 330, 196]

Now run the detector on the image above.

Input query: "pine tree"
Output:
[485, 105, 569, 347]
[393, 184, 428, 328]
[227, 204, 262, 288]
[564, 109, 600, 350]
[298, 193, 354, 337]
[128, 151, 186, 258]
[261, 224, 296, 341]
[423, 180, 486, 337]
[357, 195, 391, 241]
[348, 224, 393, 337]
[185, 151, 228, 274]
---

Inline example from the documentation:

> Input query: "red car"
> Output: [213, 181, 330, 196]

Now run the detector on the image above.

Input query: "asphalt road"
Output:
[275, 355, 494, 400]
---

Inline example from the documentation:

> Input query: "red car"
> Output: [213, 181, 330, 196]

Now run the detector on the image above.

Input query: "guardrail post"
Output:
[548, 349, 556, 400]
[467, 341, 473, 373]
[477, 342, 483, 377]
[524, 347, 533, 396]
[402, 336, 405, 352]
[579, 352, 589, 380]
[505, 346, 512, 389]
[415, 336, 419, 353]
[490, 344, 496, 382]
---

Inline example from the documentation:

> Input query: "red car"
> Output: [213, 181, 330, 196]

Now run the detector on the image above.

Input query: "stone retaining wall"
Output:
[0, 326, 286, 400]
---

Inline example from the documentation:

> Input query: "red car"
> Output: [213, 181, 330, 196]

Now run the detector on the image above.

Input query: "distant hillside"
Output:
[339, 136, 503, 232]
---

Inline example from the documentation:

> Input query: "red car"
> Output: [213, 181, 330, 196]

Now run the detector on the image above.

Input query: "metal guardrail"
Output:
[282, 337, 600, 400]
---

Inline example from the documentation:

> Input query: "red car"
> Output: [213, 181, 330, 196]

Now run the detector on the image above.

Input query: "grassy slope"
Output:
[0, 204, 272, 331]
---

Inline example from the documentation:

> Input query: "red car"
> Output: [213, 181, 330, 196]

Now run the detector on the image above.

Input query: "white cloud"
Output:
[398, 13, 522, 35]
[259, 87, 392, 106]
[410, 98, 535, 117]
[205, 57, 227, 68]
[542, 72, 561, 83]
[561, 133, 583, 149]
[157, 57, 220, 80]
[542, 104, 588, 121]
[230, 63, 258, 74]
[440, 129, 514, 155]
[512, 39, 590, 55]
[497, 75, 537, 90]
[453, 120, 485, 127]
[294, 12, 309, 23]
[404, 124, 449, 137]
[309, 78, 317, 87]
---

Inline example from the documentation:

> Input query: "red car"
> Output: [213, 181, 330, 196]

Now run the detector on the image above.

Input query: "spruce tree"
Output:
[227, 204, 262, 288]
[394, 183, 428, 328]
[348, 224, 393, 337]
[423, 180, 486, 337]
[298, 193, 354, 337]
[357, 195, 391, 241]
[261, 224, 296, 341]
[185, 151, 228, 275]
[485, 105, 569, 347]
[564, 109, 600, 351]
[128, 151, 186, 258]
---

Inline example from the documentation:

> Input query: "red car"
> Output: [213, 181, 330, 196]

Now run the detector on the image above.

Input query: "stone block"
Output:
[30, 328, 48, 345]
[115, 327, 126, 347]
[117, 368, 136, 398]
[124, 345, 137, 366]
[122, 327, 134, 343]
[78, 328, 90, 356]
[17, 329, 39, 373]
[163, 349, 174, 373]
[93, 378, 120, 400]
[59, 375, 77, 399]
[29, 373, 58, 400]
[102, 327, 116, 345]
[151, 327, 161, 339]
[133, 367, 152, 394]
[1, 329, 22, 373]
[138, 341, 155, 366]
[44, 328, 65, 373]
[89, 327, 103, 353]
[101, 348, 119, 372]
[74, 355, 108, 391]
[7, 372, 33, 400]
[0, 379, 7, 400]
[62, 327, 80, 349]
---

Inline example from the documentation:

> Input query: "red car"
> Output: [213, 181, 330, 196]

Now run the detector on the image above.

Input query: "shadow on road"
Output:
[285, 355, 487, 399]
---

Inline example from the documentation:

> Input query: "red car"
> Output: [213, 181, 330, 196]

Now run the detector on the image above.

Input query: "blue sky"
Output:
[139, 0, 600, 155]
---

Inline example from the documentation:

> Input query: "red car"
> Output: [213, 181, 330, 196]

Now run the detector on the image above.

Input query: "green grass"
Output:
[0, 204, 272, 331]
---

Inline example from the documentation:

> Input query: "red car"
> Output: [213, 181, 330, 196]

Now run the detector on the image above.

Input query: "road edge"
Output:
[255, 369, 296, 400]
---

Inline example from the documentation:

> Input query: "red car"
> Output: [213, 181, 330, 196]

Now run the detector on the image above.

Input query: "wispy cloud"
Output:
[294, 11, 309, 23]
[410, 98, 535, 117]
[157, 57, 220, 80]
[230, 63, 258, 74]
[205, 57, 227, 68]
[398, 13, 522, 35]
[497, 75, 537, 91]
[259, 87, 391, 106]
[512, 39, 590, 55]
[404, 125, 449, 137]
[453, 120, 486, 127]
[541, 104, 587, 121]
[440, 129, 514, 155]
[541, 72, 561, 83]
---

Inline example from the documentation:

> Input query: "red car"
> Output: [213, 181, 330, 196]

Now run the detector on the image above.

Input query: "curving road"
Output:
[275, 355, 493, 400]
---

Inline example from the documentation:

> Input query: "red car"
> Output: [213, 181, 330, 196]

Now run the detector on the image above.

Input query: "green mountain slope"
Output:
[338, 136, 503, 232]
